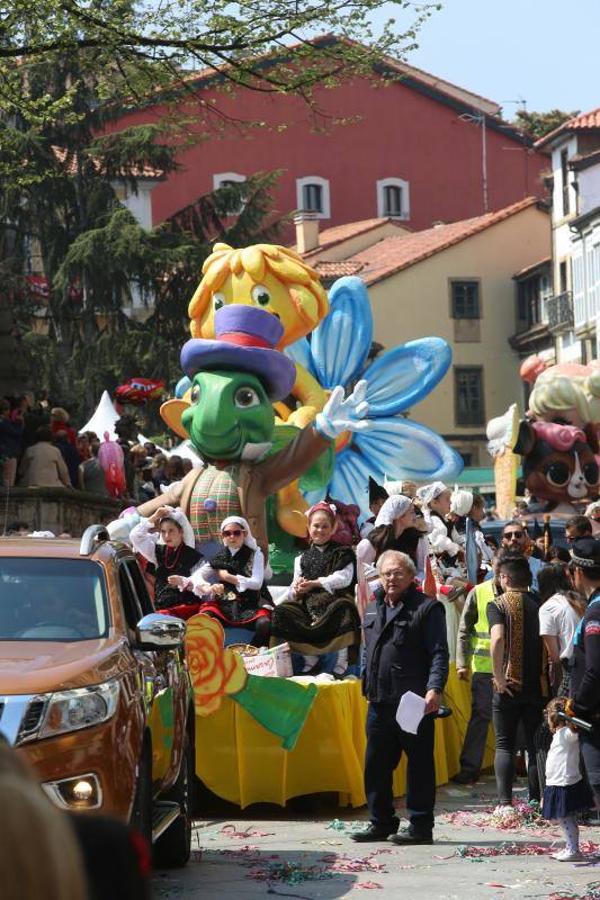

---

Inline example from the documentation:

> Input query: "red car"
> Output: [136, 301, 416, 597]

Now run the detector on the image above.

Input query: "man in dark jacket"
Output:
[568, 538, 600, 809]
[351, 550, 449, 844]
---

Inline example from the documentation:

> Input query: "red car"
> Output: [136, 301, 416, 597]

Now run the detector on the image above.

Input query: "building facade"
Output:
[105, 38, 549, 238]
[294, 199, 551, 465]
[535, 109, 600, 363]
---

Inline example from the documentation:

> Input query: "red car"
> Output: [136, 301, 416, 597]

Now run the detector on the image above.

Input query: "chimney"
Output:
[294, 211, 319, 254]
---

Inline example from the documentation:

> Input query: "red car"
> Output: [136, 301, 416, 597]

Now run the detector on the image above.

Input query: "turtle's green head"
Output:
[181, 369, 274, 460]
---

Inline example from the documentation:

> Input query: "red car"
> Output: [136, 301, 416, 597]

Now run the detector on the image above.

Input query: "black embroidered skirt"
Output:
[269, 590, 361, 657]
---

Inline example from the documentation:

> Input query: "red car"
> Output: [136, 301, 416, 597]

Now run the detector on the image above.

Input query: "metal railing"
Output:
[544, 291, 574, 333]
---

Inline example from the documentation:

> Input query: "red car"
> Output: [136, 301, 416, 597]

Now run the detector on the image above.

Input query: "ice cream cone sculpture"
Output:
[487, 404, 520, 520]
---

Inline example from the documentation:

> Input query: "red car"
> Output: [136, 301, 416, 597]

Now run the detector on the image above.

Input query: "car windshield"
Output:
[0, 558, 109, 641]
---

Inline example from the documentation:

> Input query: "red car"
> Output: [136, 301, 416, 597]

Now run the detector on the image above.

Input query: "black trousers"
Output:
[492, 691, 544, 803]
[459, 672, 493, 776]
[365, 702, 435, 834]
[581, 730, 600, 809]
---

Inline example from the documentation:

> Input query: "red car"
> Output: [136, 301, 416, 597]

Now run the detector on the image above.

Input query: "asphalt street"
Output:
[153, 776, 600, 899]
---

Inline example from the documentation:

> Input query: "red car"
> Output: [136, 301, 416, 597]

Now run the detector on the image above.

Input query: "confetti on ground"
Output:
[321, 850, 390, 875]
[441, 799, 560, 837]
[549, 885, 600, 900]
[248, 861, 335, 884]
[220, 824, 275, 838]
[457, 841, 553, 859]
[326, 819, 365, 831]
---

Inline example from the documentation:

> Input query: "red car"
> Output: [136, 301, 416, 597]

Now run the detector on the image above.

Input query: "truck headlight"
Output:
[39, 681, 119, 739]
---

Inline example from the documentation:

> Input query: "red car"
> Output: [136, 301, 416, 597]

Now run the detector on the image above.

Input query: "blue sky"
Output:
[374, 0, 599, 117]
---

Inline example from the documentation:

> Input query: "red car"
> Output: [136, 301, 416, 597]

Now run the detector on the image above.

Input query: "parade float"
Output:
[108, 242, 486, 807]
[487, 355, 600, 518]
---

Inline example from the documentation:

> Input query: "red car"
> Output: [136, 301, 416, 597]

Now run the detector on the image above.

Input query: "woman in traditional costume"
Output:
[270, 502, 360, 676]
[130, 506, 202, 615]
[417, 481, 463, 583]
[173, 516, 272, 647]
[356, 494, 429, 584]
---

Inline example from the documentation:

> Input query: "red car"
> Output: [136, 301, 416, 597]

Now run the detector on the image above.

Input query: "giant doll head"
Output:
[188, 243, 329, 347]
[515, 420, 600, 507]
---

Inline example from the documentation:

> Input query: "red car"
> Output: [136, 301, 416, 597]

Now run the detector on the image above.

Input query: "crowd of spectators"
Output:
[0, 392, 191, 502]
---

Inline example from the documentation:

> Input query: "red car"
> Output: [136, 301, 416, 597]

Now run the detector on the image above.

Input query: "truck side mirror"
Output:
[136, 613, 185, 650]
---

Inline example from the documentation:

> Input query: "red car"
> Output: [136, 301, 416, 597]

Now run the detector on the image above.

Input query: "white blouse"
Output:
[187, 546, 265, 596]
[356, 535, 428, 584]
[423, 510, 461, 557]
[130, 519, 163, 565]
[279, 547, 354, 602]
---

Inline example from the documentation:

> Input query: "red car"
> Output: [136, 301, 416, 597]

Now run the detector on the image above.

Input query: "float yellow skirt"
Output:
[194, 665, 495, 809]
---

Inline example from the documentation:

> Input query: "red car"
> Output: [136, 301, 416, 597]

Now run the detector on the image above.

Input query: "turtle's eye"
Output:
[234, 386, 260, 409]
[213, 292, 225, 311]
[251, 284, 270, 307]
[190, 384, 201, 405]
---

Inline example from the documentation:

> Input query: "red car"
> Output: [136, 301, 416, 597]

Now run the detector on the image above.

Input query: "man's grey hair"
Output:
[377, 550, 416, 576]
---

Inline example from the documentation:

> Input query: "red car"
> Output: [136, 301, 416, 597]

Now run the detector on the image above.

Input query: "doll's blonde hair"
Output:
[529, 370, 600, 425]
[188, 242, 329, 340]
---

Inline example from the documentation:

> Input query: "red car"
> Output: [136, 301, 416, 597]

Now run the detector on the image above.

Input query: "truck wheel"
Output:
[131, 742, 153, 846]
[153, 734, 193, 868]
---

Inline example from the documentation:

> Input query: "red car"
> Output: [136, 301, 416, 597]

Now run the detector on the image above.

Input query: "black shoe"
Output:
[350, 821, 398, 842]
[390, 828, 433, 846]
[450, 770, 478, 785]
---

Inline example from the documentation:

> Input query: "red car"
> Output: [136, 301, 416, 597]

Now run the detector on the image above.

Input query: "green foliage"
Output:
[513, 109, 579, 141]
[0, 42, 286, 422]
[1, 2, 440, 123]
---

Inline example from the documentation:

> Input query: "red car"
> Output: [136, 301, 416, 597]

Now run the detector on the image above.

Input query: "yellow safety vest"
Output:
[472, 579, 495, 674]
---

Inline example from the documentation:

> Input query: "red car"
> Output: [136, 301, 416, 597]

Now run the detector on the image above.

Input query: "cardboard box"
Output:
[238, 643, 293, 678]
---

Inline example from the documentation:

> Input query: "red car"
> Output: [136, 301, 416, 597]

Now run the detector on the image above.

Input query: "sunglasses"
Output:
[504, 531, 524, 539]
[222, 529, 243, 537]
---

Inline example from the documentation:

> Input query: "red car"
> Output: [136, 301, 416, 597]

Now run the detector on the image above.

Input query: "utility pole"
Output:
[459, 112, 489, 214]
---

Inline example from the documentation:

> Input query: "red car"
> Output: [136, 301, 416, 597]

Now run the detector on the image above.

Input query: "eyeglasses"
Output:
[380, 570, 408, 579]
[222, 529, 243, 537]
[503, 531, 524, 540]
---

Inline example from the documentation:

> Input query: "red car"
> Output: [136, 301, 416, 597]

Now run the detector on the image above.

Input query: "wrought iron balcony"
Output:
[545, 291, 574, 334]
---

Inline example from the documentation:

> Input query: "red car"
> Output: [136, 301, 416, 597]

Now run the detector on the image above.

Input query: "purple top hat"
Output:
[180, 306, 296, 401]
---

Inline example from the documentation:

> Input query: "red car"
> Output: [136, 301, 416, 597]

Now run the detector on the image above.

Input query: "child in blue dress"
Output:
[542, 698, 593, 862]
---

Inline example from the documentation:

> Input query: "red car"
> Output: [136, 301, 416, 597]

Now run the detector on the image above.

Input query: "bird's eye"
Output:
[234, 387, 260, 409]
[190, 384, 201, 404]
[251, 284, 271, 307]
[213, 292, 225, 311]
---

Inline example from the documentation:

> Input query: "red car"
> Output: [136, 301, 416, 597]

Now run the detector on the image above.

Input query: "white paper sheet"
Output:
[396, 691, 427, 734]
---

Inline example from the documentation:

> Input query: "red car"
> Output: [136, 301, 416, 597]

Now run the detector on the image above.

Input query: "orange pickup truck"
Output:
[0, 525, 195, 867]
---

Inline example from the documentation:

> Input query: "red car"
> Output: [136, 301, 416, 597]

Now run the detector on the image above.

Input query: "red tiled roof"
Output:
[296, 217, 402, 257]
[314, 260, 365, 278]
[349, 198, 542, 285]
[51, 146, 164, 180]
[175, 34, 501, 117]
[535, 108, 600, 149]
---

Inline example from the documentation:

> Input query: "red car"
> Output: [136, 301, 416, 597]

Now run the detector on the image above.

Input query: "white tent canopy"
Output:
[79, 390, 120, 441]
[137, 433, 202, 465]
[80, 393, 202, 466]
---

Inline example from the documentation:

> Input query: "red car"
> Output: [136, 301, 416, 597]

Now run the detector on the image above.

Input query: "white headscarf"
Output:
[585, 500, 600, 517]
[374, 494, 413, 527]
[157, 506, 196, 549]
[220, 515, 258, 551]
[416, 481, 448, 508]
[450, 487, 474, 518]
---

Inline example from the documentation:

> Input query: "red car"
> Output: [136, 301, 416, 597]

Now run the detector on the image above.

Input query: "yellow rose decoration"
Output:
[185, 614, 247, 716]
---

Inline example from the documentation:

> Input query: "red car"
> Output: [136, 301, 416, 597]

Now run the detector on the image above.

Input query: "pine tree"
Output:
[1, 48, 284, 421]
